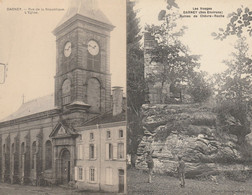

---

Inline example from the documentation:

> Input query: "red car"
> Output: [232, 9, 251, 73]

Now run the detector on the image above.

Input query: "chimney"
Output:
[112, 86, 123, 116]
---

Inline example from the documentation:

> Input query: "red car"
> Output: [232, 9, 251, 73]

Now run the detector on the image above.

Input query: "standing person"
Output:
[146, 150, 154, 183]
[177, 156, 185, 187]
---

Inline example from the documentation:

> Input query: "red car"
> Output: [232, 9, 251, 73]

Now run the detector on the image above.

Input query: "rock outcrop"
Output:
[136, 104, 252, 178]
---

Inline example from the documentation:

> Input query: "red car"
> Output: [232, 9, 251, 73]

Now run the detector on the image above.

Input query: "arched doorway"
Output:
[60, 149, 70, 184]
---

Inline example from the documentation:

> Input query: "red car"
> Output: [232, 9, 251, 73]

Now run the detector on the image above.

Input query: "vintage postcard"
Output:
[127, 0, 252, 194]
[0, 0, 126, 194]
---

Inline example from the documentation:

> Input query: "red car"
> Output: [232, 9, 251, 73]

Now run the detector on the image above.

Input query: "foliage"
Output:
[215, 99, 251, 144]
[127, 0, 145, 163]
[215, 38, 252, 103]
[188, 71, 213, 103]
[212, 6, 252, 40]
[212, 6, 252, 144]
[145, 3, 201, 103]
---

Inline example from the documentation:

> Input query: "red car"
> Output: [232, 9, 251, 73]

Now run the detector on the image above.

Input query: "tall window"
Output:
[90, 167, 95, 182]
[106, 143, 113, 160]
[3, 144, 5, 154]
[12, 143, 15, 154]
[79, 167, 83, 180]
[118, 143, 124, 159]
[45, 140, 52, 170]
[109, 143, 113, 159]
[21, 142, 25, 154]
[32, 141, 36, 169]
[89, 144, 94, 159]
[62, 79, 71, 105]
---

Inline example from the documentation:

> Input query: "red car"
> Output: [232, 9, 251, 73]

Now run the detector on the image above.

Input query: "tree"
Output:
[216, 38, 252, 102]
[188, 71, 213, 103]
[145, 3, 200, 103]
[212, 6, 252, 40]
[127, 0, 145, 166]
[215, 38, 252, 144]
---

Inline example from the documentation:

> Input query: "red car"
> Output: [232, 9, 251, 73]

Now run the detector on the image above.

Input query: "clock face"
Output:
[64, 41, 72, 57]
[88, 40, 99, 56]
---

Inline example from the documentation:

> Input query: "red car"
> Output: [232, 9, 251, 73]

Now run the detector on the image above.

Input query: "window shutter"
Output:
[74, 167, 78, 181]
[113, 144, 117, 160]
[105, 143, 109, 160]
[94, 167, 97, 182]
[84, 167, 86, 181]
[86, 167, 89, 182]
[106, 167, 113, 185]
[84, 145, 89, 160]
[94, 144, 97, 159]
[109, 168, 113, 185]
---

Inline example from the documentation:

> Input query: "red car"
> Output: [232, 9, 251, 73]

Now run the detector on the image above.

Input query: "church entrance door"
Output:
[60, 149, 71, 184]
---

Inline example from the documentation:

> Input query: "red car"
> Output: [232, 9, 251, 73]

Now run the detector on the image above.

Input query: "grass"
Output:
[127, 168, 252, 195]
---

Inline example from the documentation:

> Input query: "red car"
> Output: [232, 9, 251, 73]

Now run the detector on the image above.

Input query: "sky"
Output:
[135, 0, 252, 74]
[0, 0, 126, 119]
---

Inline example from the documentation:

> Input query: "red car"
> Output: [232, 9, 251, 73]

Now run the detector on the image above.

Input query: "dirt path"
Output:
[127, 168, 252, 195]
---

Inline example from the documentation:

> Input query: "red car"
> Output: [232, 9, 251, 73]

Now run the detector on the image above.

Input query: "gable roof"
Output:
[1, 94, 57, 122]
[50, 120, 79, 138]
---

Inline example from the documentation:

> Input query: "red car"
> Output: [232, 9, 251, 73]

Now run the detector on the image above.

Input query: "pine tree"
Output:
[127, 0, 145, 166]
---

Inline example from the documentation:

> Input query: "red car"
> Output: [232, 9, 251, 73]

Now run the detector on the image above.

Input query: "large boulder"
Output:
[136, 104, 252, 178]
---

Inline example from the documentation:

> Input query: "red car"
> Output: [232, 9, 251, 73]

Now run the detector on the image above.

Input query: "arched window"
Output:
[12, 143, 15, 154]
[45, 140, 52, 170]
[3, 144, 5, 154]
[32, 141, 36, 169]
[87, 78, 101, 112]
[21, 142, 25, 154]
[62, 79, 71, 105]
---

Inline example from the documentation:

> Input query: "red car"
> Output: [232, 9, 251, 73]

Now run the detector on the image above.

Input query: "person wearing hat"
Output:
[177, 156, 185, 187]
[145, 150, 154, 183]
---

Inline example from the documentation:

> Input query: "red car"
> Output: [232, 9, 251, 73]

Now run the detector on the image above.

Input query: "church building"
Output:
[0, 0, 126, 193]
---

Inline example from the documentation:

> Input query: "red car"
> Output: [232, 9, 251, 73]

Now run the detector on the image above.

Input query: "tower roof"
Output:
[55, 0, 113, 29]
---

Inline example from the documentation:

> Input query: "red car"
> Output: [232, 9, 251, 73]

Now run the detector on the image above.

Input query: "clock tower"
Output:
[53, 0, 114, 114]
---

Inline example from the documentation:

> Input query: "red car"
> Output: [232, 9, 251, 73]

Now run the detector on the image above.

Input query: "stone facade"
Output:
[0, 1, 126, 194]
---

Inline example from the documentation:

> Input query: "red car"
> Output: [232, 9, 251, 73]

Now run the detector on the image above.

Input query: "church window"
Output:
[118, 143, 124, 159]
[45, 140, 52, 170]
[32, 141, 36, 169]
[3, 144, 5, 154]
[12, 143, 15, 154]
[21, 142, 25, 154]
[62, 79, 71, 105]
